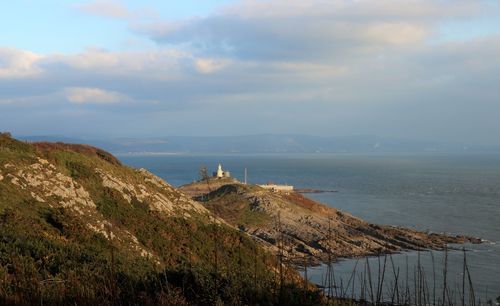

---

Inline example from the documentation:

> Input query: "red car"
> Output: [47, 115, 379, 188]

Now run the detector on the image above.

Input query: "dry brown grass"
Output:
[32, 142, 121, 166]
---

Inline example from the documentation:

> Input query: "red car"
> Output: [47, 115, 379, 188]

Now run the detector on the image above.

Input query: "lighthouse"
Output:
[216, 163, 224, 178]
[213, 163, 231, 178]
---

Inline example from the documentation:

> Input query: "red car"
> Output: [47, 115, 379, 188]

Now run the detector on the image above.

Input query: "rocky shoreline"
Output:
[181, 181, 481, 266]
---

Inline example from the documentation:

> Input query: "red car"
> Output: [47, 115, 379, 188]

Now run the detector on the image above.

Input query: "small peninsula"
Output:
[180, 172, 480, 265]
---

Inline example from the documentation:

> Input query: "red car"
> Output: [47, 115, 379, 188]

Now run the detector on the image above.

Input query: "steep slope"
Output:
[0, 134, 321, 305]
[185, 182, 479, 265]
[1, 138, 216, 263]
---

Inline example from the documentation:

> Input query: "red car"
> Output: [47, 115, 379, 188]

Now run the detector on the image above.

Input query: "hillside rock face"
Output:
[1, 155, 209, 261]
[94, 167, 208, 217]
[0, 137, 223, 264]
[8, 158, 95, 210]
[182, 183, 480, 265]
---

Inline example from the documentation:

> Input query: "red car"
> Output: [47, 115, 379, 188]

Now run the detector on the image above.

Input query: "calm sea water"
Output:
[120, 153, 500, 303]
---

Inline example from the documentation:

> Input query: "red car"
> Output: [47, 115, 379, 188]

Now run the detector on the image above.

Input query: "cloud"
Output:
[134, 0, 493, 61]
[0, 48, 43, 78]
[64, 87, 126, 104]
[2, 0, 500, 143]
[220, 0, 483, 19]
[1, 35, 500, 143]
[363, 22, 428, 45]
[194, 58, 229, 74]
[75, 0, 132, 19]
[75, 0, 157, 21]
[57, 48, 120, 69]
[47, 47, 188, 80]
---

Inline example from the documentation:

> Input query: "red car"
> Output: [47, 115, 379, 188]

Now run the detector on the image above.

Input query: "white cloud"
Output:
[64, 87, 126, 104]
[0, 47, 43, 78]
[194, 58, 229, 74]
[75, 0, 157, 20]
[136, 0, 498, 62]
[363, 22, 428, 45]
[58, 48, 120, 69]
[1, 0, 500, 142]
[75, 0, 132, 19]
[221, 0, 483, 19]
[51, 48, 189, 79]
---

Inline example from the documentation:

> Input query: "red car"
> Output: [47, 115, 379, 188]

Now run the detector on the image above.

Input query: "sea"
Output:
[119, 153, 500, 304]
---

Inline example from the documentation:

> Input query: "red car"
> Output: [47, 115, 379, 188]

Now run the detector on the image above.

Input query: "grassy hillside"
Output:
[0, 133, 322, 305]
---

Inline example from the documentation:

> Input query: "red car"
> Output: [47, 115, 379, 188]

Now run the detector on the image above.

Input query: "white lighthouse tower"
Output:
[213, 163, 231, 178]
[216, 163, 224, 178]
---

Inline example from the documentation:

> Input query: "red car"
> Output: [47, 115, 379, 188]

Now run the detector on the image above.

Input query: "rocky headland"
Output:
[181, 181, 481, 265]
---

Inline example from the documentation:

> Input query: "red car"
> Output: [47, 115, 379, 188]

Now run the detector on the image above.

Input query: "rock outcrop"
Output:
[0, 138, 222, 263]
[183, 183, 480, 265]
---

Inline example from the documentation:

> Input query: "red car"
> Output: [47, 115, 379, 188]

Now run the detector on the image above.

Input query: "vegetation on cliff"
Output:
[0, 133, 487, 305]
[0, 133, 322, 305]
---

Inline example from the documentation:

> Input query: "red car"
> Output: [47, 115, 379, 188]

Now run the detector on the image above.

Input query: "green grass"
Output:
[0, 135, 37, 168]
[0, 135, 324, 305]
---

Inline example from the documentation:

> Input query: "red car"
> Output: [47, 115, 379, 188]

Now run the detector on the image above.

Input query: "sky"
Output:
[1, 0, 500, 145]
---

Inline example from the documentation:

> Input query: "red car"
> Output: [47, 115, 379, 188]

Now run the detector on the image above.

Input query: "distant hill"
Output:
[17, 134, 500, 154]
